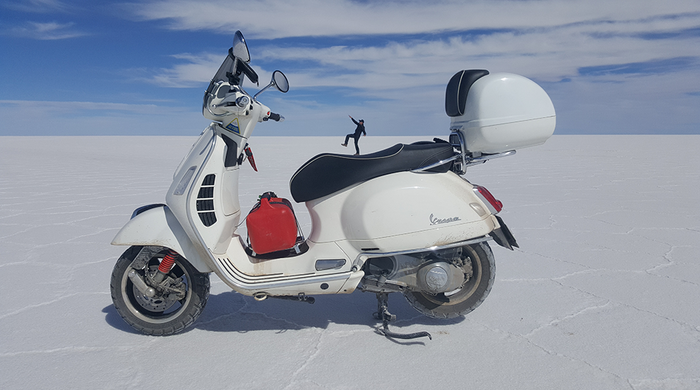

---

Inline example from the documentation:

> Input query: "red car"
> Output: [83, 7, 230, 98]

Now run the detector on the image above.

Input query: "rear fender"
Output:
[489, 215, 519, 250]
[111, 204, 213, 273]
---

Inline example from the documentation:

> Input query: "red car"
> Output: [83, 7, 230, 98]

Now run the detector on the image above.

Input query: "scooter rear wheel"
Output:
[110, 246, 210, 335]
[403, 242, 495, 319]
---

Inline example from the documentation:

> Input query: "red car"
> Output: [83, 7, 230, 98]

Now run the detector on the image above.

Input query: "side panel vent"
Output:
[197, 174, 217, 226]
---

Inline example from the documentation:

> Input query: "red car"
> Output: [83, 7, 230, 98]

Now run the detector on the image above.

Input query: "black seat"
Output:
[289, 141, 455, 203]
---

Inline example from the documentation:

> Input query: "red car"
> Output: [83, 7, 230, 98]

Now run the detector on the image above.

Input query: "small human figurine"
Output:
[341, 115, 366, 155]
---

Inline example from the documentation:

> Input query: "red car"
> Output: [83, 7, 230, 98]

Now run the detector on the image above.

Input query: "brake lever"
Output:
[244, 146, 258, 172]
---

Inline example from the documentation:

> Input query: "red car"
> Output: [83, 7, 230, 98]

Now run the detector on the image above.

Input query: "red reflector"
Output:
[475, 185, 503, 213]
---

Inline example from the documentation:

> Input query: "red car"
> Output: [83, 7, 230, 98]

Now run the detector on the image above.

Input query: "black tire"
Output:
[110, 246, 210, 335]
[403, 242, 495, 319]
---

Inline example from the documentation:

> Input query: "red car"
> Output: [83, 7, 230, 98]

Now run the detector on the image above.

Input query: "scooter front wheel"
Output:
[403, 242, 495, 319]
[110, 246, 210, 335]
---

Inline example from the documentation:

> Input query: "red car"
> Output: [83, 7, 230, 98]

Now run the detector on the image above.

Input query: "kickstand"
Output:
[374, 293, 431, 340]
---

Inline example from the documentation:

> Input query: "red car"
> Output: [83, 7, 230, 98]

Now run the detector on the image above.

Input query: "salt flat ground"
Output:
[0, 135, 699, 390]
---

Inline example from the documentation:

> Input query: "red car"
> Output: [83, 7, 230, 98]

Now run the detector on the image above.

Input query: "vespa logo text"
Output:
[430, 214, 461, 225]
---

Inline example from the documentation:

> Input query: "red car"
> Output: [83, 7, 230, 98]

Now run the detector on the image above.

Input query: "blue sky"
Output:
[1, 0, 699, 136]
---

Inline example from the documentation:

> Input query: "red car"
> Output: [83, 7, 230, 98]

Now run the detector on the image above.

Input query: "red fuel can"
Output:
[246, 196, 298, 255]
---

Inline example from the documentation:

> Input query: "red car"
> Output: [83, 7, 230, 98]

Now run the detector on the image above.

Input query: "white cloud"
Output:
[120, 0, 700, 135]
[2, 0, 70, 13]
[130, 0, 700, 88]
[128, 0, 700, 38]
[141, 53, 281, 89]
[9, 21, 86, 40]
[147, 53, 223, 87]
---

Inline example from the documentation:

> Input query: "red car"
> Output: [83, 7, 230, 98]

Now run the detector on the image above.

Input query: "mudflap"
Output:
[490, 215, 519, 250]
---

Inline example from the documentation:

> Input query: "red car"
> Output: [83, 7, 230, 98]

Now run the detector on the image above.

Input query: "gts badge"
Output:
[225, 118, 240, 134]
[430, 214, 461, 225]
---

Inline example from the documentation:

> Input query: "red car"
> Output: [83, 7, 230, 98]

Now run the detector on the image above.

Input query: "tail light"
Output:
[473, 185, 503, 214]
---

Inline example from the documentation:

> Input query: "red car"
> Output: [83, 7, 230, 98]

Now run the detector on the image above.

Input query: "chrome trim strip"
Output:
[352, 236, 492, 269]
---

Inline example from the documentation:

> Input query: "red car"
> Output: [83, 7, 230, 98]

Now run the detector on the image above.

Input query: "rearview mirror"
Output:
[272, 70, 289, 93]
[254, 70, 290, 99]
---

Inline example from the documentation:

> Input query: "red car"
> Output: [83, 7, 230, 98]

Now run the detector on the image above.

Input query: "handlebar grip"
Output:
[269, 112, 281, 122]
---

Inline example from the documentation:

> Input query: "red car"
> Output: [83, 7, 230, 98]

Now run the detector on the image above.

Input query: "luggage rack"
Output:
[411, 148, 516, 174]
[447, 130, 516, 175]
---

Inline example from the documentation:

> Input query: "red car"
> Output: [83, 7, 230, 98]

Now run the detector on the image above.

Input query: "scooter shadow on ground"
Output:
[192, 290, 464, 335]
[102, 305, 144, 335]
[102, 290, 464, 337]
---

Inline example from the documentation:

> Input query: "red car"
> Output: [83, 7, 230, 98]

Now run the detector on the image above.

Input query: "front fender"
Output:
[111, 204, 213, 273]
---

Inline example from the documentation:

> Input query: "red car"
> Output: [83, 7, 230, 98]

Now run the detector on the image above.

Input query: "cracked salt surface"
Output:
[1, 135, 699, 389]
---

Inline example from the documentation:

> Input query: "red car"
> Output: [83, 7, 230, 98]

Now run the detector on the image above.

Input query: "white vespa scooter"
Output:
[110, 31, 555, 339]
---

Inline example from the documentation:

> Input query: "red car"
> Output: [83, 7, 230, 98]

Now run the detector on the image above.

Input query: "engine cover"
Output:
[417, 262, 466, 294]
[361, 249, 469, 295]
